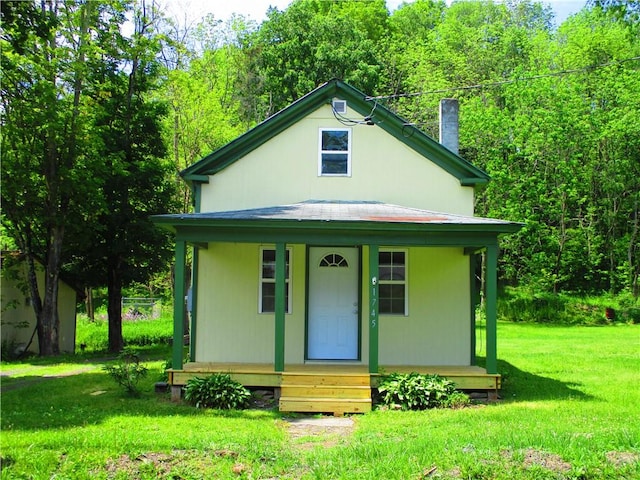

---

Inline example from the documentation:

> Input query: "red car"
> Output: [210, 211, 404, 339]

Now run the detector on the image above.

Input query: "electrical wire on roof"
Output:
[365, 55, 640, 101]
[331, 99, 379, 126]
[401, 119, 441, 138]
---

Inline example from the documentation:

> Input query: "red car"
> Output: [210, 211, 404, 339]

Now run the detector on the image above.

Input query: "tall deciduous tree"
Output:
[66, 0, 179, 352]
[159, 14, 249, 212]
[238, 0, 389, 120]
[1, 0, 125, 355]
[458, 4, 639, 294]
[2, 0, 179, 355]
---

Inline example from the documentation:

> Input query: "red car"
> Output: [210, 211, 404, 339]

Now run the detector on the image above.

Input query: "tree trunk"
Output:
[23, 224, 63, 357]
[85, 287, 94, 321]
[23, 229, 45, 354]
[107, 256, 124, 353]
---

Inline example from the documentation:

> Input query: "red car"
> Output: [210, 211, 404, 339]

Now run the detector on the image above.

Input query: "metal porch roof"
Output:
[154, 200, 521, 230]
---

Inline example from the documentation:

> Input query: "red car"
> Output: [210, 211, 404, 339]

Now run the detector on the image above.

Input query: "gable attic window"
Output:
[319, 128, 351, 176]
[259, 247, 291, 314]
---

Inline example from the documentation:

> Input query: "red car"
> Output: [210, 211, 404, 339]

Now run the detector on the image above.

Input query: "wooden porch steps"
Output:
[279, 372, 372, 416]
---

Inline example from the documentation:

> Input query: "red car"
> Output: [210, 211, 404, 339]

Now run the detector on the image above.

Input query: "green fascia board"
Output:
[152, 215, 522, 234]
[183, 174, 209, 183]
[152, 216, 521, 246]
[180, 79, 489, 185]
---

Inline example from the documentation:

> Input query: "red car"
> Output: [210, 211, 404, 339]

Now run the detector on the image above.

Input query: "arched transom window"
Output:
[319, 253, 349, 268]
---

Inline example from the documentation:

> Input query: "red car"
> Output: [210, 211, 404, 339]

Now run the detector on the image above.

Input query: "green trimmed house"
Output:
[153, 80, 521, 414]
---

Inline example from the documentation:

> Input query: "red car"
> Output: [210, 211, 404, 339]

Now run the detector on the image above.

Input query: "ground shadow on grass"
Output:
[493, 358, 593, 402]
[1, 369, 280, 432]
[2, 344, 170, 369]
[0, 347, 170, 393]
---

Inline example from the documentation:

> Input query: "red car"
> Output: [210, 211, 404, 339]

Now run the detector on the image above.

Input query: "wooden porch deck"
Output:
[168, 362, 500, 390]
[168, 363, 499, 415]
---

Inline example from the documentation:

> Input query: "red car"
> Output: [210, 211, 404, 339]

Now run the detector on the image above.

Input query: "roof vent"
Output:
[332, 99, 347, 114]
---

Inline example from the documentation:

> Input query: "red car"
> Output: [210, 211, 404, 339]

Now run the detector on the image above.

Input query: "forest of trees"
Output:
[1, 0, 638, 354]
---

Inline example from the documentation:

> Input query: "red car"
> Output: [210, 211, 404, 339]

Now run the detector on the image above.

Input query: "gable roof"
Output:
[181, 79, 490, 186]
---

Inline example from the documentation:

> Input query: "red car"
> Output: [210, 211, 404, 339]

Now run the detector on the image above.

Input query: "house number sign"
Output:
[370, 276, 378, 329]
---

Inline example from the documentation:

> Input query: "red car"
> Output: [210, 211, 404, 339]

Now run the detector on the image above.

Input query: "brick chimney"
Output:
[439, 98, 459, 155]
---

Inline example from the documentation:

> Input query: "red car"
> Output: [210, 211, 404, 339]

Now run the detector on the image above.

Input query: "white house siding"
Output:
[377, 247, 471, 366]
[194, 242, 307, 364]
[195, 244, 470, 367]
[199, 104, 474, 216]
[1, 262, 77, 354]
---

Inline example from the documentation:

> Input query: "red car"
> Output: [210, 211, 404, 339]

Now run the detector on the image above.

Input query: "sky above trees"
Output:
[159, 0, 586, 28]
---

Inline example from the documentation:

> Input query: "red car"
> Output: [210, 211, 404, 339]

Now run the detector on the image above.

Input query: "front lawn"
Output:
[1, 322, 638, 479]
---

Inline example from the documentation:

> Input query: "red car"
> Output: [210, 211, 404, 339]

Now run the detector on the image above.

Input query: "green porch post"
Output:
[189, 247, 199, 362]
[190, 182, 202, 363]
[485, 243, 498, 374]
[469, 253, 477, 365]
[173, 239, 187, 370]
[274, 242, 286, 372]
[369, 245, 379, 374]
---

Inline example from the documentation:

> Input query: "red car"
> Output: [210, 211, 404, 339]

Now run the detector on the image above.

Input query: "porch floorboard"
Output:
[170, 363, 500, 390]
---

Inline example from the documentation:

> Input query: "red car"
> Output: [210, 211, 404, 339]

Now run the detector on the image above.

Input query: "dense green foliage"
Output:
[0, 1, 124, 355]
[377, 372, 470, 410]
[0, 0, 178, 355]
[158, 0, 638, 297]
[497, 287, 640, 324]
[184, 373, 252, 410]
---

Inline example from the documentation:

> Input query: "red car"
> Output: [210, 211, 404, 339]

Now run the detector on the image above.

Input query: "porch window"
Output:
[259, 247, 292, 313]
[379, 250, 407, 315]
[319, 128, 351, 176]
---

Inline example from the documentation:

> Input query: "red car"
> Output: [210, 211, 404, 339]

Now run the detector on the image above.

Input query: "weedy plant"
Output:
[102, 350, 148, 397]
[377, 372, 468, 410]
[184, 373, 251, 409]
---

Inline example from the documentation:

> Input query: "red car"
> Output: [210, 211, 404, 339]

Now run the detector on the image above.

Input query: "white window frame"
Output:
[378, 248, 409, 316]
[259, 246, 292, 314]
[332, 99, 347, 114]
[318, 127, 352, 177]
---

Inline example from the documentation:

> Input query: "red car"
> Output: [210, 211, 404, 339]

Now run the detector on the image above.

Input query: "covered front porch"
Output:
[154, 201, 520, 413]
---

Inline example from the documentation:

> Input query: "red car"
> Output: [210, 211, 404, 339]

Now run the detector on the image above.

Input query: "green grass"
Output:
[75, 312, 173, 353]
[2, 323, 639, 479]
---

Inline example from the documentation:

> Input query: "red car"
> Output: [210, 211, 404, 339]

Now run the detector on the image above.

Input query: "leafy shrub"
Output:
[623, 307, 640, 324]
[442, 390, 472, 409]
[497, 287, 640, 325]
[103, 351, 148, 397]
[377, 372, 467, 410]
[159, 358, 173, 382]
[184, 373, 251, 410]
